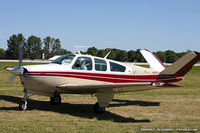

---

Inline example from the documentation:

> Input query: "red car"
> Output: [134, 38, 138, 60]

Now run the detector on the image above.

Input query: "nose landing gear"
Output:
[19, 89, 28, 110]
[50, 93, 61, 105]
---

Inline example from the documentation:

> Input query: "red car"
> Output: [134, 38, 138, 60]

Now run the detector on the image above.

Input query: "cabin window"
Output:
[109, 61, 126, 72]
[94, 58, 107, 71]
[72, 57, 92, 70]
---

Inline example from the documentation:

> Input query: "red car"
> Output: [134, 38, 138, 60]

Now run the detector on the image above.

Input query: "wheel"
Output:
[50, 94, 61, 105]
[19, 99, 27, 110]
[93, 102, 105, 114]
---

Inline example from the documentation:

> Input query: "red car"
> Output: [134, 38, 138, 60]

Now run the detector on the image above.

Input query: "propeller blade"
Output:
[6, 42, 24, 84]
[18, 41, 23, 67]
[8, 74, 17, 83]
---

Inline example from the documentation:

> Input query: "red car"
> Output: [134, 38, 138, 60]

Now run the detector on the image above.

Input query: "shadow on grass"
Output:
[110, 99, 160, 107]
[0, 95, 152, 123]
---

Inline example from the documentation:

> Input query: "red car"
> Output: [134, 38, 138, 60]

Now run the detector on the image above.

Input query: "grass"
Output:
[0, 62, 200, 133]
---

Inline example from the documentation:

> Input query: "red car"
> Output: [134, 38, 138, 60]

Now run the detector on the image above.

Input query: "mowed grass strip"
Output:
[0, 62, 199, 133]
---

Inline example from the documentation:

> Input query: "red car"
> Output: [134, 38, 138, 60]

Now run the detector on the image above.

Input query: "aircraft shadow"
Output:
[110, 99, 160, 107]
[0, 95, 151, 123]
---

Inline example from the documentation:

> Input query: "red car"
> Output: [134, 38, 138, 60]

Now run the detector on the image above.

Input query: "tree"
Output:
[127, 50, 136, 62]
[51, 39, 61, 56]
[25, 35, 42, 60]
[6, 33, 26, 59]
[155, 51, 164, 62]
[117, 49, 128, 62]
[0, 48, 5, 55]
[176, 52, 187, 59]
[43, 37, 64, 58]
[108, 49, 117, 60]
[97, 49, 106, 57]
[84, 47, 194, 63]
[134, 49, 144, 62]
[0, 48, 6, 59]
[43, 36, 54, 58]
[59, 48, 71, 55]
[86, 47, 98, 56]
[165, 50, 179, 63]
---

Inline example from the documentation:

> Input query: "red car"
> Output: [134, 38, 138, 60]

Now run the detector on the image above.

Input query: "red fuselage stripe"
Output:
[28, 71, 182, 83]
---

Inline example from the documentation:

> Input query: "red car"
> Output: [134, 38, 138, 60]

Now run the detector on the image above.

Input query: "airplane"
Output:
[5, 47, 200, 114]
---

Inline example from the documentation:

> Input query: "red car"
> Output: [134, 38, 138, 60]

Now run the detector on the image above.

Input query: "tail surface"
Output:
[160, 51, 200, 76]
[140, 49, 166, 72]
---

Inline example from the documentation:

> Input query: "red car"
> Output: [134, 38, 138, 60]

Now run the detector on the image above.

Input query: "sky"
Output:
[0, 0, 200, 53]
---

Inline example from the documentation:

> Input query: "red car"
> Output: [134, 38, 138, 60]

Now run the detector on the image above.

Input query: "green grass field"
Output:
[0, 62, 199, 133]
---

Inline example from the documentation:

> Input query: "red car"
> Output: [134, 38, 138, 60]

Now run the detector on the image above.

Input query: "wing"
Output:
[57, 82, 151, 92]
[56, 82, 182, 94]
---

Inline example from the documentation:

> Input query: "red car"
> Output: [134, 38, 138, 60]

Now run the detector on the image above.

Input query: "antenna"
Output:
[104, 51, 111, 59]
[74, 45, 91, 54]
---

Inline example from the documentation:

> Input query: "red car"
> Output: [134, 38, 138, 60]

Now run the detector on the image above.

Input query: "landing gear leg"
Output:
[50, 93, 61, 105]
[19, 89, 28, 110]
[93, 92, 114, 114]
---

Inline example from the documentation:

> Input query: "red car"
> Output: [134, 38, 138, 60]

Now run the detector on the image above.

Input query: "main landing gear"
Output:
[93, 92, 114, 114]
[50, 93, 61, 105]
[93, 102, 105, 114]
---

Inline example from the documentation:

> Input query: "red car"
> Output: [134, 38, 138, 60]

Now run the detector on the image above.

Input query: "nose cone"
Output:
[9, 66, 24, 75]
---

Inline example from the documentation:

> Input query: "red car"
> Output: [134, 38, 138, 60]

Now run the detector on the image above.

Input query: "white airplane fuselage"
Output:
[20, 54, 181, 96]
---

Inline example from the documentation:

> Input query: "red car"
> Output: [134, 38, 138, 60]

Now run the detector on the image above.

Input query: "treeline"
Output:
[82, 47, 189, 63]
[0, 33, 71, 60]
[0, 33, 191, 63]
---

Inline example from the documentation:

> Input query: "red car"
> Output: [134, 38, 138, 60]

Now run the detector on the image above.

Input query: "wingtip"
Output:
[140, 49, 150, 52]
[144, 49, 150, 52]
[194, 51, 200, 58]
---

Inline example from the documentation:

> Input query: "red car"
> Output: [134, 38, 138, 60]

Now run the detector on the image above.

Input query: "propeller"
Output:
[18, 41, 23, 67]
[8, 74, 17, 83]
[8, 41, 24, 83]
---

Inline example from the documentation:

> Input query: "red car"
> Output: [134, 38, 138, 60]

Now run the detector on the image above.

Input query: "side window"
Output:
[72, 57, 92, 70]
[110, 61, 126, 72]
[94, 58, 107, 71]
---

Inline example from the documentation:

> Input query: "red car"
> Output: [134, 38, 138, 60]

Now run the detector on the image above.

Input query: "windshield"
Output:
[51, 54, 75, 65]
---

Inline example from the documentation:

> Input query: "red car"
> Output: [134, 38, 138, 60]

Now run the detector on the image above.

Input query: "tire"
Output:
[19, 99, 27, 110]
[93, 102, 105, 114]
[50, 94, 61, 105]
